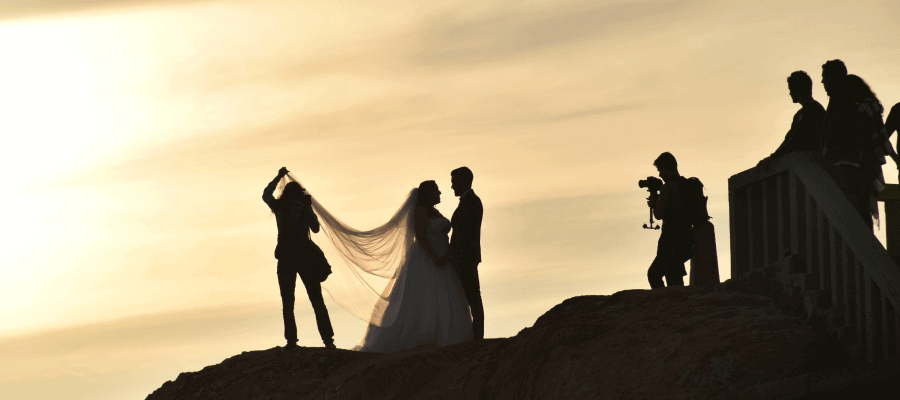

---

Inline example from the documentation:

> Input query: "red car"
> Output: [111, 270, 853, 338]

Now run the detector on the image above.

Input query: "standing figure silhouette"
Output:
[446, 167, 485, 340]
[263, 167, 336, 349]
[846, 74, 888, 227]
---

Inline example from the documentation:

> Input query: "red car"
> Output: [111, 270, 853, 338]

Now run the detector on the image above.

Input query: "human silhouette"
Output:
[263, 167, 335, 349]
[820, 60, 871, 229]
[846, 74, 888, 228]
[353, 180, 473, 352]
[446, 167, 485, 340]
[646, 152, 692, 289]
[757, 71, 825, 170]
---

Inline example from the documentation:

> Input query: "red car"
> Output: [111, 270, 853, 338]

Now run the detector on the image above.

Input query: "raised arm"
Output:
[263, 167, 288, 210]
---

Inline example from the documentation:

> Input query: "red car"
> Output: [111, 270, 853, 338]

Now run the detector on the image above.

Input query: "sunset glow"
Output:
[1, 1, 899, 399]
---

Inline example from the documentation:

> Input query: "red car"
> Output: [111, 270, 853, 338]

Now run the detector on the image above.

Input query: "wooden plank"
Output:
[865, 274, 876, 362]
[790, 171, 807, 262]
[751, 183, 764, 270]
[871, 281, 884, 362]
[882, 297, 895, 359]
[847, 256, 858, 328]
[857, 261, 866, 354]
[842, 245, 854, 329]
[779, 173, 791, 259]
[877, 183, 900, 201]
[806, 191, 818, 275]
[819, 211, 831, 293]
[762, 178, 773, 266]
[884, 201, 900, 257]
[895, 307, 900, 359]
[831, 228, 843, 315]
[729, 186, 747, 278]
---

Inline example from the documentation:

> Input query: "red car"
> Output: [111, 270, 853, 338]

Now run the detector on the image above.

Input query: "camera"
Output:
[639, 176, 663, 230]
[638, 176, 663, 195]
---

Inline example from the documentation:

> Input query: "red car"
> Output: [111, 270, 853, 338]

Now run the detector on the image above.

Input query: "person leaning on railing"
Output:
[756, 71, 825, 171]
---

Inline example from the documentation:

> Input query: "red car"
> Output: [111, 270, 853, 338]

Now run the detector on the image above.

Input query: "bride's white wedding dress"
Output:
[355, 214, 473, 352]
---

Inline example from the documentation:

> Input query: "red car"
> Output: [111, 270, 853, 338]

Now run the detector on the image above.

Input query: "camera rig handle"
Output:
[643, 206, 660, 230]
[643, 194, 660, 230]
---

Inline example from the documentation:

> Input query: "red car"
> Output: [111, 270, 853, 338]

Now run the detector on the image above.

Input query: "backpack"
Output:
[681, 177, 711, 226]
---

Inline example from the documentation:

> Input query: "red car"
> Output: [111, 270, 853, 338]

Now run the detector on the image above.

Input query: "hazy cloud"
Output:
[406, 0, 693, 67]
[0, 0, 217, 20]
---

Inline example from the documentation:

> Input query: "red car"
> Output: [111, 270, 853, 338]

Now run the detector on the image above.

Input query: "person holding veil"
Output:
[286, 176, 473, 353]
[263, 167, 335, 350]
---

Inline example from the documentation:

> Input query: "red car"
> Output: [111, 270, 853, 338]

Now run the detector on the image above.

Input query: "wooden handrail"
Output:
[729, 151, 900, 363]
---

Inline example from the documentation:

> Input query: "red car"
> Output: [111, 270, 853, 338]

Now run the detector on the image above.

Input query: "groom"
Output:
[446, 166, 485, 340]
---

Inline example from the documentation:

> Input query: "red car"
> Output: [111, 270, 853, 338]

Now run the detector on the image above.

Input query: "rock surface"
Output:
[146, 285, 849, 400]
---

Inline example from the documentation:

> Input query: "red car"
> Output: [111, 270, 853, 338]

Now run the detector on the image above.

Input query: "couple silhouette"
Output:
[263, 167, 484, 352]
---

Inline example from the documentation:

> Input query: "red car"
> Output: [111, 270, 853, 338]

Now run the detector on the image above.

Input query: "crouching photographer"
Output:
[645, 152, 695, 289]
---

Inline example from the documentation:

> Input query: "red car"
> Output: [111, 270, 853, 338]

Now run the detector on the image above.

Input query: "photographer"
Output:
[263, 167, 335, 350]
[646, 152, 693, 289]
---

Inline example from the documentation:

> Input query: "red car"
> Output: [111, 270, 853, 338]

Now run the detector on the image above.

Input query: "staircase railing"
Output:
[729, 151, 900, 363]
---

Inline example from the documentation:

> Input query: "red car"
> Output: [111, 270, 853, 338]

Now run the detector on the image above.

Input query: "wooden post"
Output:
[877, 184, 900, 259]
[806, 191, 819, 276]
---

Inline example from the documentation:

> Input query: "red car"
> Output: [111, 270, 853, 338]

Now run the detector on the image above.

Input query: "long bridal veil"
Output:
[276, 172, 417, 328]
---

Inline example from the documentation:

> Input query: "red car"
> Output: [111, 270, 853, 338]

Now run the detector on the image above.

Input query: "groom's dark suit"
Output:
[449, 189, 484, 340]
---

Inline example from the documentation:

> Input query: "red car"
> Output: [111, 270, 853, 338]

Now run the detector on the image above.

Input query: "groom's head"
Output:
[451, 167, 473, 197]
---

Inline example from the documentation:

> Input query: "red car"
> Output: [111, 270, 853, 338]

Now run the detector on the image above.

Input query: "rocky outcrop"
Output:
[146, 285, 851, 400]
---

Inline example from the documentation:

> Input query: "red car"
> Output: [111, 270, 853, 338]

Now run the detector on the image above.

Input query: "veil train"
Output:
[275, 173, 418, 328]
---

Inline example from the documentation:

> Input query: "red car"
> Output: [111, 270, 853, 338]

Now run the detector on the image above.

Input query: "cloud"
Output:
[0, 0, 217, 20]
[405, 0, 694, 67]
[0, 303, 270, 361]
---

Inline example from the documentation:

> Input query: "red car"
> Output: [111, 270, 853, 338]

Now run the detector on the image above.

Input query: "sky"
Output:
[1, 0, 899, 399]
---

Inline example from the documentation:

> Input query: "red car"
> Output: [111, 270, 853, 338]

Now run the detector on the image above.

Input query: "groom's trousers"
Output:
[456, 262, 485, 340]
[277, 263, 334, 346]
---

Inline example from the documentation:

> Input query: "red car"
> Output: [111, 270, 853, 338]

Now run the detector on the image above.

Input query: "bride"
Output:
[354, 180, 473, 352]
[276, 173, 472, 352]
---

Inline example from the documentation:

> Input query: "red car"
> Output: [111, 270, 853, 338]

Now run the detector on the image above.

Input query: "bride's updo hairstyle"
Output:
[417, 180, 439, 207]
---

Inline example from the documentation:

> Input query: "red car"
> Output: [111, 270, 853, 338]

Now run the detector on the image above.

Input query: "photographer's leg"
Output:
[665, 259, 686, 287]
[277, 264, 298, 345]
[299, 273, 334, 347]
[648, 255, 666, 289]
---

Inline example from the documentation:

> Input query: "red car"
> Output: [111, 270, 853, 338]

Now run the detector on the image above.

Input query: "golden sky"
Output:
[1, 0, 899, 398]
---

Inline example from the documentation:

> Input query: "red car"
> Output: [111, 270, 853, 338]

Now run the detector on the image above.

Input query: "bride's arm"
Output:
[414, 206, 441, 262]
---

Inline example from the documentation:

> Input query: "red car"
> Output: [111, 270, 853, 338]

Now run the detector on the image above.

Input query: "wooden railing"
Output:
[729, 151, 900, 363]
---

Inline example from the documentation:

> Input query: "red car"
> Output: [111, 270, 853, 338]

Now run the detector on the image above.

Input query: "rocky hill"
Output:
[145, 277, 869, 400]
